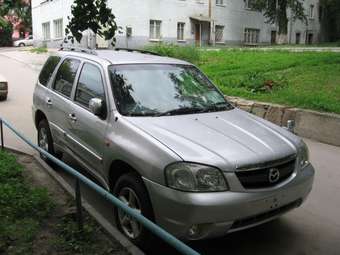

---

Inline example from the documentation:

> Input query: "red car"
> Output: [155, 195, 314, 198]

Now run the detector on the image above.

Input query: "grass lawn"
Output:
[0, 151, 128, 255]
[199, 50, 340, 114]
[0, 150, 54, 254]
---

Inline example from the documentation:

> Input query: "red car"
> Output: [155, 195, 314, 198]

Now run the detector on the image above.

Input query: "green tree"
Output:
[251, 0, 307, 44]
[0, 17, 13, 46]
[0, 0, 31, 33]
[319, 0, 340, 42]
[65, 0, 118, 46]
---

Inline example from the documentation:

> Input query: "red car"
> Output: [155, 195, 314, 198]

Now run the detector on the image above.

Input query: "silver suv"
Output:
[33, 48, 314, 246]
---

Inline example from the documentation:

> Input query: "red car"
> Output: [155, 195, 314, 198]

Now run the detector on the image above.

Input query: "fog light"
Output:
[188, 224, 200, 237]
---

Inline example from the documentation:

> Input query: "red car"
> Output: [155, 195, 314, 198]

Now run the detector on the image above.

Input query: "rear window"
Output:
[53, 58, 81, 98]
[38, 56, 61, 86]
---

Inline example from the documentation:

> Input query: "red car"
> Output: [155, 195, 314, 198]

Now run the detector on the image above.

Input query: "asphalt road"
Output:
[1, 49, 340, 255]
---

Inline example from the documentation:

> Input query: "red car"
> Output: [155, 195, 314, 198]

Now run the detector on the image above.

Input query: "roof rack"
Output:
[59, 46, 97, 55]
[114, 47, 160, 56]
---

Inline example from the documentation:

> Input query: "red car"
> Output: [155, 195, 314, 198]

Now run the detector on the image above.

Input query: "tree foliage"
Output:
[0, 0, 31, 32]
[251, 0, 307, 40]
[319, 0, 340, 42]
[65, 0, 118, 46]
[0, 17, 13, 46]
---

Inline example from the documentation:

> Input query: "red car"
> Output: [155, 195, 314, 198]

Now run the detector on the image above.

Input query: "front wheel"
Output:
[113, 172, 155, 248]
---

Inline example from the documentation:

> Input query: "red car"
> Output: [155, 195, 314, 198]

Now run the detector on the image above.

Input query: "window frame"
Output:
[244, 28, 260, 44]
[51, 57, 81, 99]
[53, 18, 63, 39]
[309, 4, 315, 19]
[215, 0, 225, 6]
[149, 20, 162, 40]
[215, 25, 224, 43]
[42, 21, 51, 41]
[177, 22, 185, 41]
[73, 61, 108, 115]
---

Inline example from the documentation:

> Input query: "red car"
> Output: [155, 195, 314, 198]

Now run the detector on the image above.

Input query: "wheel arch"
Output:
[35, 110, 48, 128]
[108, 160, 143, 191]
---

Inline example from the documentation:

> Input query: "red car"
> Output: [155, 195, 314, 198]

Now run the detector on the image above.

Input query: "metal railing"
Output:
[0, 117, 200, 255]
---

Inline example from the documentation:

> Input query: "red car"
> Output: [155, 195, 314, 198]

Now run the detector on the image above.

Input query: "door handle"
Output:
[46, 98, 52, 106]
[68, 113, 77, 122]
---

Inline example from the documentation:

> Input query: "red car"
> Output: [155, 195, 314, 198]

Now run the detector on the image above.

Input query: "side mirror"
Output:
[89, 98, 104, 117]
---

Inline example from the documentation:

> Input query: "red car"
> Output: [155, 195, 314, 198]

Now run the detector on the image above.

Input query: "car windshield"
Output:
[109, 64, 233, 117]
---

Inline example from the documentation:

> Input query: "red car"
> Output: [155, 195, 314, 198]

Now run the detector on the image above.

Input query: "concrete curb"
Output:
[227, 96, 340, 147]
[31, 154, 145, 255]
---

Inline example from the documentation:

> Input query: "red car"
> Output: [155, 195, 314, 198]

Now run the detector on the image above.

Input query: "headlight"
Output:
[165, 162, 229, 192]
[0, 82, 7, 90]
[298, 141, 309, 169]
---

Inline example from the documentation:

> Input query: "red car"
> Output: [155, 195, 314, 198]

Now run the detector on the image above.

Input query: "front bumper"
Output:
[143, 164, 314, 240]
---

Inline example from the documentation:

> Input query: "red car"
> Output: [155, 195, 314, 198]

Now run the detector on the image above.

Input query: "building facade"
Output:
[32, 0, 321, 48]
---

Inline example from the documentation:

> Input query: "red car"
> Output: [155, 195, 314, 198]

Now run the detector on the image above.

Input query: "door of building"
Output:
[296, 33, 301, 44]
[271, 31, 277, 44]
[195, 23, 201, 46]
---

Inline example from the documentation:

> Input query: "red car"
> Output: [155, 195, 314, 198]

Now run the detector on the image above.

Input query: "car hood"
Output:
[126, 109, 300, 172]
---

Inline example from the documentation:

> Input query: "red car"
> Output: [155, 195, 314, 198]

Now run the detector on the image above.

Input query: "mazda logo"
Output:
[268, 168, 280, 183]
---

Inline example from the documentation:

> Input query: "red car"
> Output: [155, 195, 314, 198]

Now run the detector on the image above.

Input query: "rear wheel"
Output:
[37, 119, 58, 164]
[113, 172, 155, 248]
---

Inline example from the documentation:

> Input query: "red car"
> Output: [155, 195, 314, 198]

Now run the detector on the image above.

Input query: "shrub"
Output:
[144, 43, 201, 64]
[0, 19, 13, 47]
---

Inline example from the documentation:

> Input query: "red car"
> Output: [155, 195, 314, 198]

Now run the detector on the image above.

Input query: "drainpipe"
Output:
[289, 9, 293, 44]
[209, 0, 215, 46]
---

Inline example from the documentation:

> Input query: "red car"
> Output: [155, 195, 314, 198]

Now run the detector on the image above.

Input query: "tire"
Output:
[37, 119, 57, 165]
[113, 172, 155, 249]
[19, 43, 25, 47]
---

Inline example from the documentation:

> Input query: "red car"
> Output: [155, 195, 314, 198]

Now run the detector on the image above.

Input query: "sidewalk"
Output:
[0, 49, 50, 71]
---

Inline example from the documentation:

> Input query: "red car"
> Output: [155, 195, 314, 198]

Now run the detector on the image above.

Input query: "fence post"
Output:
[0, 119, 4, 151]
[75, 179, 83, 231]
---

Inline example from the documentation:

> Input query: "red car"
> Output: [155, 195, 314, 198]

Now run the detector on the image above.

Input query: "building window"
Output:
[42, 22, 50, 40]
[244, 28, 260, 44]
[53, 18, 63, 39]
[150, 20, 161, 40]
[309, 4, 314, 19]
[216, 0, 224, 5]
[245, 0, 255, 10]
[215, 25, 224, 43]
[177, 22, 185, 41]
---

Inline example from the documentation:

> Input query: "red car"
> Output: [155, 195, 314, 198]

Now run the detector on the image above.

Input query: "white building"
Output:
[32, 0, 321, 48]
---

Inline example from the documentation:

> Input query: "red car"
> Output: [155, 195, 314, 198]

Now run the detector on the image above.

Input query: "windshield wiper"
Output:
[203, 102, 233, 113]
[156, 107, 205, 117]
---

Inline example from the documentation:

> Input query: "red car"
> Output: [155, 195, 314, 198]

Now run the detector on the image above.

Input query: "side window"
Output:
[75, 63, 105, 108]
[53, 58, 80, 98]
[38, 56, 61, 86]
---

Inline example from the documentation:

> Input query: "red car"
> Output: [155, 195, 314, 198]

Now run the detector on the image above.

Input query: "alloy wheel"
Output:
[117, 187, 142, 239]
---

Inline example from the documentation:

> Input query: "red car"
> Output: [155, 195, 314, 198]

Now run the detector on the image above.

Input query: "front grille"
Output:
[235, 158, 296, 189]
[230, 199, 302, 230]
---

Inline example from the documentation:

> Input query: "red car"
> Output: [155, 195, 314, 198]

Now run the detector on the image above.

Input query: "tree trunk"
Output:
[277, 0, 289, 44]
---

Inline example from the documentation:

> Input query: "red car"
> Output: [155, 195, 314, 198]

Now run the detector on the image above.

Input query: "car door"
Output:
[66, 61, 109, 178]
[46, 58, 81, 150]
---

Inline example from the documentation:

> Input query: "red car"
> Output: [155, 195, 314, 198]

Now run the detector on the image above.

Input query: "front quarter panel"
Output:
[103, 114, 182, 186]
